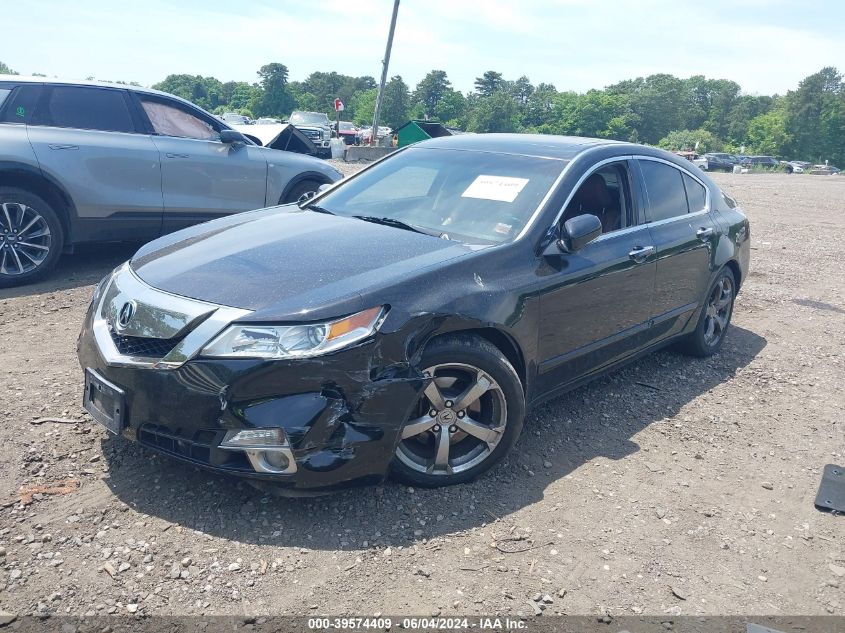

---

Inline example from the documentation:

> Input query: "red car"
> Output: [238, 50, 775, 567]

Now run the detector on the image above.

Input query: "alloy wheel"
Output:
[0, 202, 52, 276]
[396, 363, 508, 475]
[703, 275, 733, 346]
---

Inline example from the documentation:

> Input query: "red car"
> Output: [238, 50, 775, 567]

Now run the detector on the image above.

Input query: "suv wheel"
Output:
[282, 180, 322, 205]
[0, 188, 64, 287]
[391, 335, 525, 487]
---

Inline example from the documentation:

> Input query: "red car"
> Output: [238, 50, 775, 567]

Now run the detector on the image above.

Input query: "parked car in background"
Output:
[0, 76, 342, 286]
[335, 121, 360, 145]
[809, 164, 841, 175]
[360, 125, 392, 145]
[288, 111, 332, 155]
[255, 117, 281, 125]
[701, 153, 738, 172]
[77, 133, 750, 493]
[221, 112, 250, 125]
[675, 151, 708, 171]
[742, 156, 781, 169]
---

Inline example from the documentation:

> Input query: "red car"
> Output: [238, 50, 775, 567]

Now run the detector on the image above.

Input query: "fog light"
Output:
[220, 428, 287, 448]
[262, 450, 290, 470]
[219, 428, 296, 475]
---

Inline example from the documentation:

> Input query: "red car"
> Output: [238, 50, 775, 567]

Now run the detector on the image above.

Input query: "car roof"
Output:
[0, 74, 212, 113]
[416, 133, 652, 161]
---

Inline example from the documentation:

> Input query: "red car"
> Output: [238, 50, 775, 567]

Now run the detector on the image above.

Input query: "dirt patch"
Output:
[0, 173, 843, 617]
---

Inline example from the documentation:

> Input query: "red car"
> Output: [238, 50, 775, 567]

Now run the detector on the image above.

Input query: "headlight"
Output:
[201, 306, 385, 359]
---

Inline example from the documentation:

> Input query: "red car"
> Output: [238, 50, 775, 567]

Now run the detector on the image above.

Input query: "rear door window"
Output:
[682, 173, 707, 212]
[0, 88, 10, 109]
[34, 86, 135, 133]
[639, 160, 689, 222]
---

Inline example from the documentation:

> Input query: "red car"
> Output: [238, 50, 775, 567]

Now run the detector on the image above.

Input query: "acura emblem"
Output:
[117, 300, 137, 329]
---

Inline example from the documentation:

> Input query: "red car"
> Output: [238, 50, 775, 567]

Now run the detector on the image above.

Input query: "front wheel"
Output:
[281, 180, 322, 205]
[0, 188, 65, 287]
[678, 267, 736, 357]
[391, 335, 525, 488]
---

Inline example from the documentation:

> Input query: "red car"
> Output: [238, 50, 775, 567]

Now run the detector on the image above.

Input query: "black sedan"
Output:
[77, 134, 750, 493]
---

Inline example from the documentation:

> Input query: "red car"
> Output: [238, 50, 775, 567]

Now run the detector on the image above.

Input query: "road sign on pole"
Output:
[334, 98, 344, 112]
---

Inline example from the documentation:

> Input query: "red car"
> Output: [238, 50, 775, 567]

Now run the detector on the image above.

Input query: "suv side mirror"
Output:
[561, 214, 603, 251]
[220, 129, 247, 145]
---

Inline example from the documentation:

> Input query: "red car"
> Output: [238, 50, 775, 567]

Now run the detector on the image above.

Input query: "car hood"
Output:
[130, 207, 472, 320]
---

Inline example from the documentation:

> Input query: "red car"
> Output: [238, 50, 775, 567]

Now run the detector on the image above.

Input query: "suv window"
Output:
[140, 97, 219, 140]
[0, 88, 10, 109]
[0, 85, 42, 124]
[640, 160, 689, 222]
[682, 173, 707, 212]
[35, 86, 135, 133]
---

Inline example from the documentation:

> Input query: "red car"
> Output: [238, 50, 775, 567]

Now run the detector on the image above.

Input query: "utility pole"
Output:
[371, 0, 400, 146]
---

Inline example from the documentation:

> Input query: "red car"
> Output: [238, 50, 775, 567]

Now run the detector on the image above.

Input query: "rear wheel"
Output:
[282, 180, 322, 205]
[0, 188, 64, 287]
[391, 335, 525, 488]
[678, 267, 736, 357]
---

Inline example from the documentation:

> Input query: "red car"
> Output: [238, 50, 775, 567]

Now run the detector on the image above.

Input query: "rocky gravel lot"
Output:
[0, 171, 843, 620]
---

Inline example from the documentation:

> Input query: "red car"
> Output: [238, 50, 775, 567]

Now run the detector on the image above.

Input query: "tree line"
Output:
[2, 60, 843, 165]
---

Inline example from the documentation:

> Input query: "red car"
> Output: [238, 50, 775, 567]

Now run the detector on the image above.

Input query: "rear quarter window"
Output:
[682, 173, 707, 212]
[0, 85, 41, 124]
[0, 88, 10, 109]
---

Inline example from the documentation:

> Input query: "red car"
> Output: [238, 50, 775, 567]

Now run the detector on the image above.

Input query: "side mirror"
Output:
[220, 129, 247, 145]
[561, 214, 603, 251]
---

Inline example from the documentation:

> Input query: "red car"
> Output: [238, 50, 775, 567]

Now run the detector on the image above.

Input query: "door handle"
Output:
[48, 144, 78, 150]
[628, 245, 655, 263]
[165, 152, 190, 159]
[696, 227, 714, 240]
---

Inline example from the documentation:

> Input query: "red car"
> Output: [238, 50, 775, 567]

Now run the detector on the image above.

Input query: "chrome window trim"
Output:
[92, 263, 251, 369]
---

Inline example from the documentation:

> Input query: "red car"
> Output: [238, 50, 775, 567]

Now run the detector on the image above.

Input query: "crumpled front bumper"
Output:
[76, 268, 426, 493]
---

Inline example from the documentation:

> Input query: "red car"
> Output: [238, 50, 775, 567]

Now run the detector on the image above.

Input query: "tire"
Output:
[391, 334, 525, 488]
[677, 267, 736, 357]
[0, 187, 65, 288]
[281, 180, 322, 205]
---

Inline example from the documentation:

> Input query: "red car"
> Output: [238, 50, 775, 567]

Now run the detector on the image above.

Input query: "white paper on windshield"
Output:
[461, 175, 529, 203]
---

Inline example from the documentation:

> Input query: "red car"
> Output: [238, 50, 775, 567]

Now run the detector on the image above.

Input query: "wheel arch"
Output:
[0, 162, 75, 242]
[419, 326, 527, 394]
[724, 259, 742, 291]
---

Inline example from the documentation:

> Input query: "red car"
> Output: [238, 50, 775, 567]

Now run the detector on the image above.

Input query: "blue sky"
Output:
[3, 0, 844, 95]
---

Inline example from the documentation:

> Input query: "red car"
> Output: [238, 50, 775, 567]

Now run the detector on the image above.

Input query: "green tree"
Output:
[658, 129, 723, 153]
[785, 67, 845, 163]
[434, 89, 466, 126]
[474, 71, 505, 97]
[380, 75, 410, 130]
[0, 61, 17, 75]
[351, 88, 377, 125]
[152, 74, 223, 110]
[413, 70, 451, 118]
[466, 91, 517, 132]
[254, 63, 294, 117]
[746, 107, 791, 156]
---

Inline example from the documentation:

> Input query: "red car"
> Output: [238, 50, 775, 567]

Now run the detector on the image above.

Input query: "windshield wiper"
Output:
[303, 203, 335, 215]
[351, 215, 446, 238]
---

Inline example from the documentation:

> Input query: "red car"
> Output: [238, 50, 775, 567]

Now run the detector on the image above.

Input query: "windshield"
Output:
[290, 112, 328, 125]
[314, 147, 565, 244]
[339, 122, 355, 131]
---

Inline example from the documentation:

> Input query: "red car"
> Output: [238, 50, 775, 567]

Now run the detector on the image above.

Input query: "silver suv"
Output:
[0, 77, 342, 286]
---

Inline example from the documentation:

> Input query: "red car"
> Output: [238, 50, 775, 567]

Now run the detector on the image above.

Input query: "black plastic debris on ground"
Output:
[815, 464, 845, 513]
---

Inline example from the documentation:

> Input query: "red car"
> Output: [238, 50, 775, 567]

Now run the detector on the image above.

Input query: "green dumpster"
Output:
[395, 120, 453, 148]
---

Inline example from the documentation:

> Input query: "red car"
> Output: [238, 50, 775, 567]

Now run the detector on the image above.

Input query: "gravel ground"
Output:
[0, 172, 843, 619]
